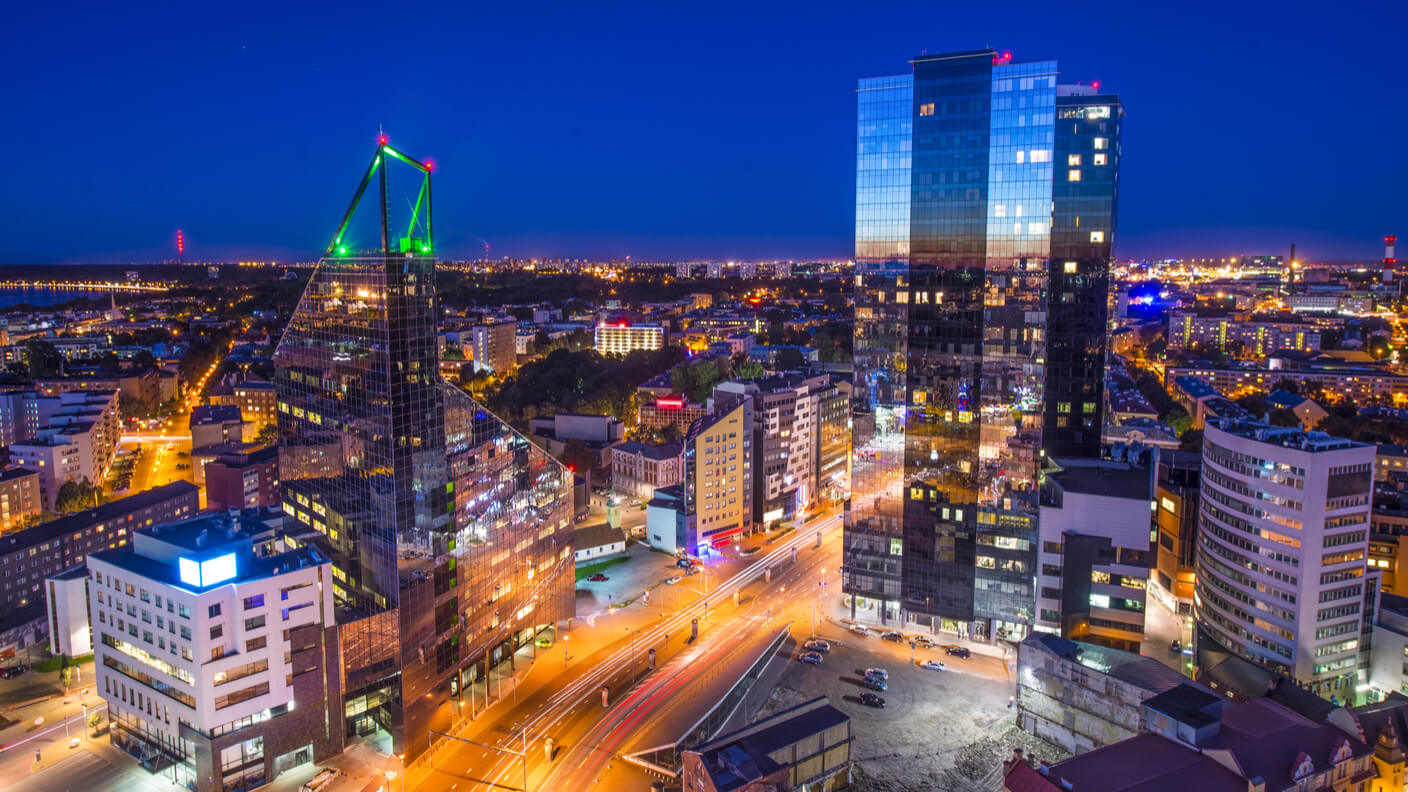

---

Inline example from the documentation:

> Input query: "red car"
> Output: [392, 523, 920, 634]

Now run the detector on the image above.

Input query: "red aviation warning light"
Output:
[993, 50, 1013, 65]
[1387, 235, 1398, 266]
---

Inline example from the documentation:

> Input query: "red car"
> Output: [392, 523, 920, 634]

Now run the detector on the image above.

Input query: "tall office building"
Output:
[1194, 420, 1375, 699]
[274, 141, 574, 759]
[846, 49, 1121, 640]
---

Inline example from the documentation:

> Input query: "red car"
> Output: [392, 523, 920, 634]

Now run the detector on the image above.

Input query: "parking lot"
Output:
[757, 626, 1061, 791]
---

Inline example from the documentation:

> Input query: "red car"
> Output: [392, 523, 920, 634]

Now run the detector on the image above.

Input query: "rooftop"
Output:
[191, 404, 243, 425]
[0, 480, 197, 558]
[1045, 459, 1152, 500]
[1024, 634, 1189, 695]
[1208, 418, 1372, 453]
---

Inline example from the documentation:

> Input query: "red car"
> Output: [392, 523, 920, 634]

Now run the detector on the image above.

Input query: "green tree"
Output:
[733, 358, 766, 380]
[254, 422, 279, 447]
[1268, 408, 1301, 427]
[774, 347, 806, 370]
[55, 478, 100, 513]
[24, 340, 63, 380]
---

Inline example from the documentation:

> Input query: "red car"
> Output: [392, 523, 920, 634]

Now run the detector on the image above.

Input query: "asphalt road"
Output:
[7, 749, 161, 792]
[407, 511, 843, 791]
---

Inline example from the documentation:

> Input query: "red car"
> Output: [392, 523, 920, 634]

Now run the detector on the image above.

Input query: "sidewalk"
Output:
[824, 594, 1012, 662]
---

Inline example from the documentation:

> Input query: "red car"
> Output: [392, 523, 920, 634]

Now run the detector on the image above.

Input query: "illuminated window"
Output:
[919, 103, 935, 117]
[1093, 153, 1108, 166]
[1016, 150, 1025, 164]
[1089, 106, 1111, 119]
[994, 204, 1006, 218]
[1091, 570, 1111, 584]
[1029, 149, 1051, 163]
[1067, 169, 1081, 182]
[1058, 402, 1071, 413]
[1064, 261, 1078, 274]
[1093, 137, 1108, 150]
[1067, 154, 1082, 166]
[1090, 231, 1105, 243]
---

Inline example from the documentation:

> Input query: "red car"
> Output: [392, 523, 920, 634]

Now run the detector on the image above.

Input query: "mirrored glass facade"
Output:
[274, 151, 573, 759]
[846, 50, 1120, 641]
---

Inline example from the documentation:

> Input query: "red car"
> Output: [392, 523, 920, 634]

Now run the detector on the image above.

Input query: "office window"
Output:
[1067, 154, 1082, 166]
[919, 103, 935, 117]
[1090, 231, 1105, 243]
[211, 625, 223, 640]
[1093, 153, 1107, 166]
[1093, 137, 1108, 150]
[1064, 261, 1078, 274]
[243, 594, 264, 610]
[1067, 169, 1081, 182]
[208, 604, 221, 618]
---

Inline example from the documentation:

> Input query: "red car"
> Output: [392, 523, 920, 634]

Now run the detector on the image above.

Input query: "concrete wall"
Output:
[1015, 640, 1149, 755]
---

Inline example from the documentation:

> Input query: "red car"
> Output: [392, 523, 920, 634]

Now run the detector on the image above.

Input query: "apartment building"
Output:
[190, 404, 245, 449]
[470, 318, 516, 374]
[1153, 450, 1202, 613]
[683, 400, 754, 555]
[1195, 420, 1376, 699]
[1168, 312, 1321, 357]
[204, 445, 280, 511]
[0, 466, 41, 532]
[0, 481, 198, 612]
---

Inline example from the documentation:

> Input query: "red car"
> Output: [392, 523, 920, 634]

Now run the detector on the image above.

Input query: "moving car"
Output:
[800, 651, 824, 665]
[587, 573, 609, 582]
[536, 635, 553, 648]
[859, 677, 887, 691]
[863, 668, 889, 681]
[858, 692, 886, 708]
[803, 639, 831, 653]
[945, 646, 971, 659]
[881, 631, 905, 643]
[920, 659, 945, 671]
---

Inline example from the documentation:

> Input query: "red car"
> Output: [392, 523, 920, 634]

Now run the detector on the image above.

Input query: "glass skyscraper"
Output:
[274, 141, 574, 759]
[846, 49, 1121, 641]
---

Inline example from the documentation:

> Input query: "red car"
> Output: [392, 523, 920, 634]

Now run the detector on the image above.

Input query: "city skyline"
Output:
[5, 1, 1403, 267]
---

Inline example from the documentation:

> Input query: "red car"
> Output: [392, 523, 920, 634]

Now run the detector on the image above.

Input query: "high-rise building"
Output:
[846, 48, 1121, 640]
[90, 512, 342, 792]
[273, 141, 574, 759]
[683, 400, 754, 554]
[1194, 420, 1376, 699]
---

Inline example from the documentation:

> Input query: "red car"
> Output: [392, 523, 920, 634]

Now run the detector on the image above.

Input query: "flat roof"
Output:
[0, 480, 197, 557]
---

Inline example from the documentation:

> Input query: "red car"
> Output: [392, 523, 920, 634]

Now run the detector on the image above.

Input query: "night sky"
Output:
[5, 1, 1401, 266]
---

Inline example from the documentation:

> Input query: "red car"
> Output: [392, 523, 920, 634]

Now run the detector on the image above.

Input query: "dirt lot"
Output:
[755, 631, 1068, 791]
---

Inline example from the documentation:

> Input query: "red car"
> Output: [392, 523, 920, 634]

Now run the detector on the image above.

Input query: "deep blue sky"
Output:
[4, 1, 1401, 266]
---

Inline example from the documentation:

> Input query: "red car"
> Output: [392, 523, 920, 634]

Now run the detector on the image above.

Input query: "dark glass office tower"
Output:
[1045, 91, 1122, 457]
[846, 50, 1121, 641]
[274, 142, 574, 759]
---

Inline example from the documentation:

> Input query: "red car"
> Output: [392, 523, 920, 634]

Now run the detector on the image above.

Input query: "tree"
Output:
[24, 340, 62, 380]
[733, 358, 766, 380]
[1271, 378, 1299, 396]
[1268, 408, 1301, 427]
[87, 711, 102, 736]
[55, 478, 100, 514]
[774, 347, 806, 370]
[254, 422, 279, 447]
[1236, 393, 1268, 419]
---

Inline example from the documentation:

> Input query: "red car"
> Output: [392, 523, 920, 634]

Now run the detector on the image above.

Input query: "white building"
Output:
[1195, 420, 1376, 700]
[594, 323, 665, 356]
[10, 389, 121, 509]
[89, 512, 343, 792]
[46, 566, 91, 657]
[1035, 458, 1155, 653]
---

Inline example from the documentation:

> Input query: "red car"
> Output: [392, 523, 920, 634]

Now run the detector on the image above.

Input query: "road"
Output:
[407, 512, 842, 792]
[112, 342, 231, 500]
[6, 748, 156, 792]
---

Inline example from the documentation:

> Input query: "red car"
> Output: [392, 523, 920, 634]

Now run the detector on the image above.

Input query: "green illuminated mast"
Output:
[325, 134, 433, 257]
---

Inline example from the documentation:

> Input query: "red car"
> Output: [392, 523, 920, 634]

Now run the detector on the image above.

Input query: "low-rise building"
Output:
[639, 397, 710, 434]
[609, 441, 683, 502]
[190, 404, 245, 448]
[45, 566, 91, 657]
[680, 697, 851, 792]
[204, 445, 281, 511]
[1035, 458, 1154, 652]
[90, 512, 343, 792]
[529, 412, 625, 469]
[1016, 633, 1192, 755]
[594, 322, 665, 356]
[0, 466, 41, 532]
[573, 522, 627, 565]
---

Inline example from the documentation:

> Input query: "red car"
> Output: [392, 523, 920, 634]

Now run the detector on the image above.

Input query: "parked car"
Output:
[800, 651, 824, 665]
[858, 692, 886, 708]
[587, 573, 609, 582]
[859, 677, 887, 691]
[1, 665, 27, 679]
[675, 558, 694, 570]
[920, 659, 946, 671]
[848, 624, 870, 636]
[881, 631, 904, 643]
[665, 576, 682, 585]
[912, 636, 935, 649]
[803, 639, 831, 653]
[863, 668, 889, 681]
[536, 635, 553, 648]
[945, 646, 971, 659]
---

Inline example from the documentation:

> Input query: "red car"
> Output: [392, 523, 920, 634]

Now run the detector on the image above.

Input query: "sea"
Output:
[0, 286, 115, 310]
